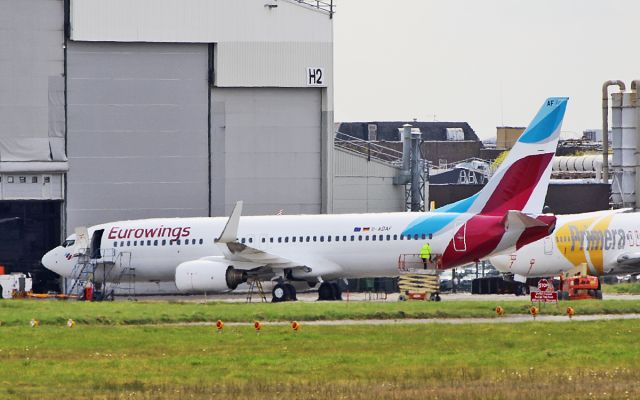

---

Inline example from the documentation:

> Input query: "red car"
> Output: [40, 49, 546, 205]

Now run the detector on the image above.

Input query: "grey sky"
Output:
[334, 0, 639, 139]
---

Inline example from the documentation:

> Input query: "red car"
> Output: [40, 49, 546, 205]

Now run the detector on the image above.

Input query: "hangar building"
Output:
[0, 0, 334, 290]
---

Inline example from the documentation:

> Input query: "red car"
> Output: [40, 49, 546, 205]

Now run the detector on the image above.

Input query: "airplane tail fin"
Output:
[436, 97, 568, 216]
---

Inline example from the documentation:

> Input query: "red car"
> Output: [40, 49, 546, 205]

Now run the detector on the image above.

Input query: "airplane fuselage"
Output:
[491, 210, 640, 277]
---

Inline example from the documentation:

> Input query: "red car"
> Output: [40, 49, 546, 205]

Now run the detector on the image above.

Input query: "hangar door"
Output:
[211, 88, 322, 216]
[66, 42, 210, 231]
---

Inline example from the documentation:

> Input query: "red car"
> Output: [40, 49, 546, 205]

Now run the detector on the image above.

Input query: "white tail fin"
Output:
[436, 97, 568, 216]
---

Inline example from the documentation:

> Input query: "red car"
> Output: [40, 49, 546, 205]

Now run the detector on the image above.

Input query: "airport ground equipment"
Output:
[559, 275, 602, 300]
[398, 254, 441, 301]
[0, 273, 32, 299]
[471, 276, 529, 296]
[66, 248, 135, 301]
[246, 279, 268, 303]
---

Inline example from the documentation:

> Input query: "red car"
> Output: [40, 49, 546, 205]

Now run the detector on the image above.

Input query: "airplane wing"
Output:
[213, 201, 342, 279]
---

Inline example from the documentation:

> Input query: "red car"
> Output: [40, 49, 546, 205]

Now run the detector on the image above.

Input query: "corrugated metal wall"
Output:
[0, 0, 65, 162]
[215, 42, 332, 87]
[70, 0, 332, 43]
[211, 87, 322, 216]
[333, 149, 404, 213]
[66, 42, 210, 230]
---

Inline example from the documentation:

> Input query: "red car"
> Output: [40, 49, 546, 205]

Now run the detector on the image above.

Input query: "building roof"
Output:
[337, 121, 480, 142]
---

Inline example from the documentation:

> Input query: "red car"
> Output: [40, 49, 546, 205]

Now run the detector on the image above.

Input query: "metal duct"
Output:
[632, 80, 640, 210]
[611, 92, 636, 207]
[410, 129, 423, 212]
[602, 80, 626, 182]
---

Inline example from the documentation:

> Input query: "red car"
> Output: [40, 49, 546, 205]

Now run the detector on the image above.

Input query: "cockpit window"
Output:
[62, 239, 75, 248]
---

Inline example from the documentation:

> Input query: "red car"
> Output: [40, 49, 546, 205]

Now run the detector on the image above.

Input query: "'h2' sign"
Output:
[306, 67, 325, 86]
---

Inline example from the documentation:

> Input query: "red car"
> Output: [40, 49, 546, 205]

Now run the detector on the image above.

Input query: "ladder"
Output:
[66, 251, 94, 298]
[246, 279, 267, 303]
[110, 251, 136, 300]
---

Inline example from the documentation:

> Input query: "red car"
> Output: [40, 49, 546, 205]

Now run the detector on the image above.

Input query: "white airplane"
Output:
[42, 97, 568, 301]
[490, 208, 640, 279]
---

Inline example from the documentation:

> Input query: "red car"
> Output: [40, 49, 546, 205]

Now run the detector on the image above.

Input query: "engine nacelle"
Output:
[175, 260, 247, 293]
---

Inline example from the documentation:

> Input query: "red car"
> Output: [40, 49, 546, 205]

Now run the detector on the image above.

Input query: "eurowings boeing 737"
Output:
[42, 97, 568, 301]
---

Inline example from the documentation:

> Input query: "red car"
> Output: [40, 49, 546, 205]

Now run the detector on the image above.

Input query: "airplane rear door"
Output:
[453, 223, 467, 252]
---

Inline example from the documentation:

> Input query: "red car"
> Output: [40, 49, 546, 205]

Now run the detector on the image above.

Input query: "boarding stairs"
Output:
[397, 254, 442, 301]
[66, 248, 136, 300]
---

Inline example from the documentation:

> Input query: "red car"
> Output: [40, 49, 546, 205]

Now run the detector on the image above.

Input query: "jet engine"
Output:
[175, 260, 247, 293]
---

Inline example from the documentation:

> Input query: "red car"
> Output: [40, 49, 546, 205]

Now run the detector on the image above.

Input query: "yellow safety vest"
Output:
[420, 243, 431, 259]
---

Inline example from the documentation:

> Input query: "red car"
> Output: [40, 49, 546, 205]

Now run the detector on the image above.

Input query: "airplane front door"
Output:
[453, 223, 467, 252]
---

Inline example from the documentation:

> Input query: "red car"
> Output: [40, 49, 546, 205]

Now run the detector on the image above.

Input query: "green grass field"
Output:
[2, 298, 640, 327]
[604, 282, 640, 294]
[1, 299, 640, 398]
[1, 320, 638, 399]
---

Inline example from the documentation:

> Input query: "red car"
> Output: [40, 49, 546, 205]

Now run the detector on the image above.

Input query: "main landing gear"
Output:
[271, 282, 297, 303]
[318, 281, 342, 301]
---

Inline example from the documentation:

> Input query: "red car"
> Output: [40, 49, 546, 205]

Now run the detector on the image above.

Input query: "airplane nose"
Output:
[41, 248, 64, 276]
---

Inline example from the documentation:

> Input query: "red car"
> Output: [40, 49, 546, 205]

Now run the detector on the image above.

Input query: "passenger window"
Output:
[249, 238, 253, 243]
[162, 240, 166, 246]
[241, 238, 246, 244]
[421, 234, 426, 239]
[154, 240, 158, 246]
[414, 234, 419, 240]
[365, 236, 369, 241]
[358, 235, 362, 241]
[120, 241, 124, 247]
[327, 236, 331, 242]
[343, 236, 347, 241]
[300, 236, 304, 242]
[183, 240, 187, 245]
[429, 234, 433, 239]
[407, 235, 411, 240]
[320, 236, 324, 242]
[261, 238, 266, 243]
[199, 239, 203, 245]
[313, 236, 317, 242]
[285, 237, 289, 243]
[386, 235, 391, 241]
[114, 242, 118, 247]
[393, 234, 397, 240]
[270, 238, 274, 243]
[400, 235, 404, 240]
[140, 241, 144, 246]
[350, 235, 355, 241]
[177, 239, 181, 245]
[292, 237, 296, 243]
[148, 240, 152, 246]
[133, 241, 137, 246]
[372, 235, 377, 241]
[126, 241, 130, 246]
[278, 237, 282, 243]
[306, 236, 310, 242]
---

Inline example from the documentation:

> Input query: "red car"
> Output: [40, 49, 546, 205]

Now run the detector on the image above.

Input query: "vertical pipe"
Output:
[603, 80, 626, 182]
[410, 130, 422, 211]
[632, 80, 640, 210]
[402, 124, 412, 172]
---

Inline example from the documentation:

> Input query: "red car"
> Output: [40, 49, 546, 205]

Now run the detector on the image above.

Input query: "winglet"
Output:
[215, 201, 243, 244]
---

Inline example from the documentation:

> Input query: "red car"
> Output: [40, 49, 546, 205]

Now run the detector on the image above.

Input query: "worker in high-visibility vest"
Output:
[420, 243, 432, 269]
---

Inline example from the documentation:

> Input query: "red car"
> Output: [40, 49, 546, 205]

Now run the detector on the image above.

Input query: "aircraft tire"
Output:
[272, 283, 290, 303]
[318, 282, 334, 301]
[330, 282, 342, 301]
[284, 283, 297, 301]
[435, 294, 442, 302]
[595, 289, 603, 300]
[0, 285, 3, 299]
